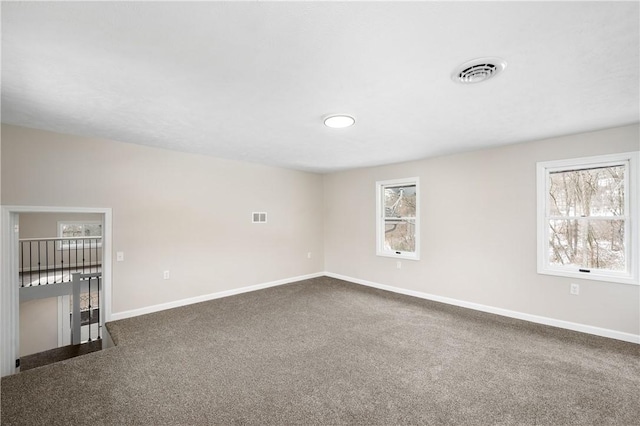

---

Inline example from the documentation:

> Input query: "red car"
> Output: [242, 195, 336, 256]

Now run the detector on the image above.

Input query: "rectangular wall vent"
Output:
[252, 212, 267, 223]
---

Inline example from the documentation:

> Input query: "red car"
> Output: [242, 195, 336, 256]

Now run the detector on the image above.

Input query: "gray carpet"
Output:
[2, 276, 639, 425]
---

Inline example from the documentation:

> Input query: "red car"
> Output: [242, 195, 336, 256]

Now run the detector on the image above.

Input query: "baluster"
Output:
[66, 239, 69, 282]
[45, 240, 50, 284]
[61, 240, 65, 282]
[67, 241, 73, 281]
[57, 242, 61, 283]
[37, 241, 41, 285]
[53, 240, 57, 284]
[97, 276, 101, 339]
[74, 239, 78, 281]
[44, 240, 47, 284]
[87, 278, 92, 342]
[68, 241, 71, 282]
[71, 273, 81, 345]
[58, 240, 62, 283]
[50, 240, 54, 284]
[29, 241, 32, 287]
[20, 241, 24, 288]
[59, 239, 62, 283]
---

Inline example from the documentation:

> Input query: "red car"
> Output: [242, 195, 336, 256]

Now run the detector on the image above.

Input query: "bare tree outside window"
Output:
[60, 223, 102, 238]
[384, 185, 417, 252]
[548, 165, 625, 271]
[538, 152, 637, 285]
[377, 178, 420, 260]
[58, 221, 103, 250]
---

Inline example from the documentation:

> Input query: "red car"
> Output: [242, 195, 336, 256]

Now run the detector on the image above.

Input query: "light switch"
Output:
[116, 251, 124, 262]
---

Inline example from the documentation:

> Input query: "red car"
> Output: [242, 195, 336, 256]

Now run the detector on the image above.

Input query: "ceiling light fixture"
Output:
[452, 57, 507, 84]
[324, 114, 355, 128]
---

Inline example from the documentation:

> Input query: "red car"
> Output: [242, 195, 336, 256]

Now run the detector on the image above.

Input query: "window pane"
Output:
[548, 219, 625, 271]
[384, 219, 416, 252]
[549, 165, 625, 217]
[61, 224, 83, 237]
[83, 224, 102, 237]
[384, 185, 416, 218]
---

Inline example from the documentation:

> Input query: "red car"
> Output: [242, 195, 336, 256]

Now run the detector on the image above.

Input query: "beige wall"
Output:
[324, 124, 640, 335]
[20, 212, 102, 239]
[19, 298, 58, 357]
[3, 123, 638, 342]
[2, 124, 325, 315]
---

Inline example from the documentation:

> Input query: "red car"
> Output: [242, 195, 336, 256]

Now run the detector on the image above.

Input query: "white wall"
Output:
[1, 124, 325, 315]
[324, 124, 640, 336]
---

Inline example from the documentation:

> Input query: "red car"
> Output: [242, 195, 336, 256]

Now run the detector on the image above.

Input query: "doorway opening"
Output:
[1, 206, 113, 376]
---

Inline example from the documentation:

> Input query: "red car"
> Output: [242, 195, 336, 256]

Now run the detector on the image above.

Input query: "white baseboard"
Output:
[325, 272, 640, 344]
[109, 272, 324, 321]
[109, 270, 639, 344]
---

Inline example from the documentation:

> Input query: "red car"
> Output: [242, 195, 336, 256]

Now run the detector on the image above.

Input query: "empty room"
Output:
[1, 1, 639, 425]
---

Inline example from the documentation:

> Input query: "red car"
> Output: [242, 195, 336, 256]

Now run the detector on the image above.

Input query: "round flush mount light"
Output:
[452, 57, 507, 84]
[324, 114, 355, 128]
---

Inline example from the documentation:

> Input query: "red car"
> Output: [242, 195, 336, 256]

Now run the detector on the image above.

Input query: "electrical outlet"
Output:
[163, 270, 170, 280]
[570, 283, 579, 295]
[396, 261, 402, 269]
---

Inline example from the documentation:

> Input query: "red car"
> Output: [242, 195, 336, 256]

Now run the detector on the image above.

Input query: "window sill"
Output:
[537, 267, 638, 285]
[377, 251, 420, 261]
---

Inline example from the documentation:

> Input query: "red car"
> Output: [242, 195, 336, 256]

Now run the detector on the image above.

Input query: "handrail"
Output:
[19, 236, 103, 242]
[77, 272, 102, 279]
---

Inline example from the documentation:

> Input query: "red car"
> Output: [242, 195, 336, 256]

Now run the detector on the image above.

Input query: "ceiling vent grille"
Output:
[453, 58, 507, 84]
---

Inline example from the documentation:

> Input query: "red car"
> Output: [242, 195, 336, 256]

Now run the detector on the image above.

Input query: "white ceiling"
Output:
[2, 1, 638, 173]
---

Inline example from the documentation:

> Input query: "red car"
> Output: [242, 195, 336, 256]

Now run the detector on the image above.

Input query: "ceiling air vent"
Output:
[452, 57, 507, 84]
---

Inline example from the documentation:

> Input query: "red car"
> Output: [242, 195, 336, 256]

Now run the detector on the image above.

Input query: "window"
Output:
[58, 221, 103, 250]
[376, 177, 420, 260]
[537, 152, 638, 284]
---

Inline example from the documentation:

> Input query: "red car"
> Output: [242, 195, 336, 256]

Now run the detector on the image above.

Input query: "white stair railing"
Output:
[19, 272, 102, 345]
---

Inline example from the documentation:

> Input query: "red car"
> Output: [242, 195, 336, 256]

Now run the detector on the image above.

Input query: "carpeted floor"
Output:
[2, 276, 639, 425]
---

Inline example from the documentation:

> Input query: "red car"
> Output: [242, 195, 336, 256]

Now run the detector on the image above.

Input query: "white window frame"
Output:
[536, 152, 639, 285]
[57, 220, 103, 250]
[376, 177, 420, 260]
